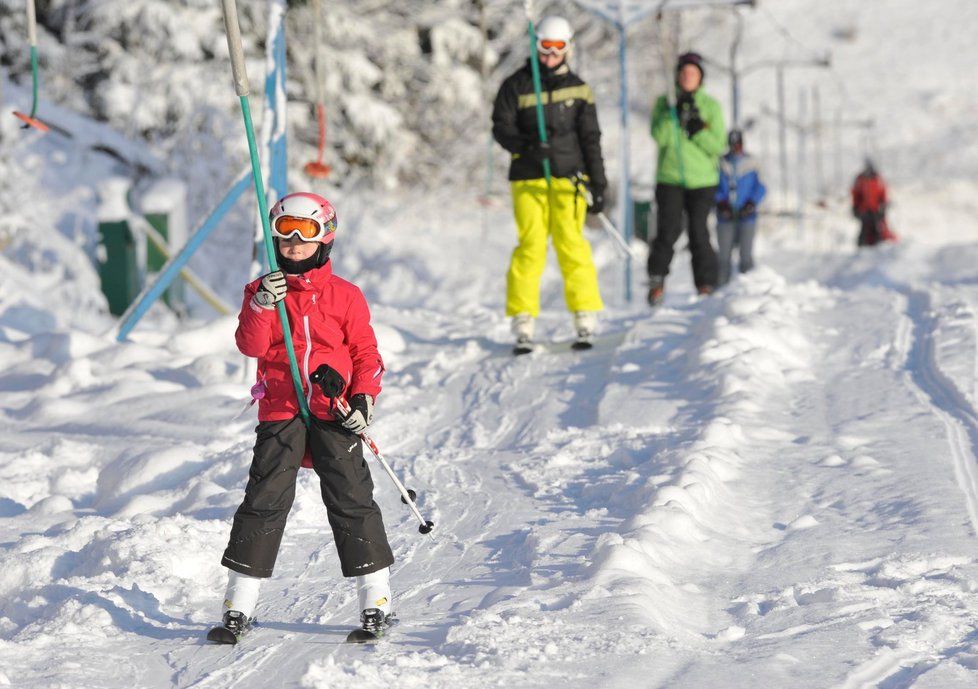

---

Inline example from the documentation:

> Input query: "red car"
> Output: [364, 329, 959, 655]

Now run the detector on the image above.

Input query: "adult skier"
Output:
[715, 129, 766, 285]
[491, 15, 608, 353]
[851, 160, 894, 246]
[212, 192, 395, 643]
[647, 51, 727, 305]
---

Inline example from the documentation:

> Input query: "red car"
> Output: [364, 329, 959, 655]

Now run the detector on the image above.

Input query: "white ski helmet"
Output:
[536, 16, 573, 55]
[269, 192, 337, 244]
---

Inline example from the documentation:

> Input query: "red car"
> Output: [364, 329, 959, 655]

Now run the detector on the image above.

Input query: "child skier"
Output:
[211, 192, 395, 643]
[715, 129, 766, 285]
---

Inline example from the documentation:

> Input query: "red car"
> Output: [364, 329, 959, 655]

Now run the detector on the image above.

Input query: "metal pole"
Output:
[796, 88, 807, 231]
[834, 108, 843, 196]
[776, 64, 788, 209]
[524, 0, 552, 186]
[617, 20, 633, 303]
[256, 0, 288, 276]
[813, 84, 824, 199]
[730, 9, 743, 128]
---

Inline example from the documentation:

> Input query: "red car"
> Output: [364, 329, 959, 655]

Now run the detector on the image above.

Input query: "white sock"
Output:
[223, 570, 262, 619]
[356, 568, 392, 616]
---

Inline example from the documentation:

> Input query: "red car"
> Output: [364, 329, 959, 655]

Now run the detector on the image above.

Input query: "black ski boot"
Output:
[346, 608, 396, 643]
[206, 610, 253, 645]
[513, 334, 535, 356]
[571, 311, 596, 351]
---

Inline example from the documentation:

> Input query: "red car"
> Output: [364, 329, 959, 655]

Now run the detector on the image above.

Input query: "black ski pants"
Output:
[221, 416, 394, 579]
[857, 211, 882, 246]
[647, 183, 719, 290]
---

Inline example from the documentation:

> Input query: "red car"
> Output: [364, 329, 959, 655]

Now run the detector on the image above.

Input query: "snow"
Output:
[3, 0, 978, 687]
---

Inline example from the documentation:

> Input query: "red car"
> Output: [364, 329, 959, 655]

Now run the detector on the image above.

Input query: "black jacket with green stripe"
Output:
[491, 60, 607, 191]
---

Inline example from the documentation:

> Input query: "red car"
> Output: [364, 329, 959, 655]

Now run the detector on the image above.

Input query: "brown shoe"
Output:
[697, 285, 714, 296]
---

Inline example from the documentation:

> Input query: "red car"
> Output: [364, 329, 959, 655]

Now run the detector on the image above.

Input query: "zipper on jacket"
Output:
[302, 315, 313, 406]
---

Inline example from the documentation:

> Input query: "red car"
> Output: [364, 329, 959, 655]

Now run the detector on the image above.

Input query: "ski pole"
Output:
[310, 365, 435, 537]
[574, 178, 638, 259]
[12, 0, 49, 132]
[597, 212, 638, 259]
[220, 0, 310, 428]
[341, 400, 435, 538]
[523, 0, 551, 187]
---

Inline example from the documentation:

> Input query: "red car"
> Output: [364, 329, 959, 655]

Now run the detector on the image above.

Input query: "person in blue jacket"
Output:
[715, 129, 766, 286]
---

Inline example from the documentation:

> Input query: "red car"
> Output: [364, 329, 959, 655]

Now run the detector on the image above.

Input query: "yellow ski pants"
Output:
[505, 178, 604, 317]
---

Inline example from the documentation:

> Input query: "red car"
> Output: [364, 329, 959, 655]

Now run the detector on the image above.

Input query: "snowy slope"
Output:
[3, 1, 978, 687]
[3, 180, 978, 687]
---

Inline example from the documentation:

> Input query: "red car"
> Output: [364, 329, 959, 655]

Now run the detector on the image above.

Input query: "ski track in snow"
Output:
[903, 289, 978, 536]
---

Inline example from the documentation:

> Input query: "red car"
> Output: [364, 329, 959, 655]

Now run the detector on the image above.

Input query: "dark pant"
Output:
[857, 212, 883, 246]
[717, 219, 757, 285]
[222, 416, 395, 578]
[648, 184, 719, 289]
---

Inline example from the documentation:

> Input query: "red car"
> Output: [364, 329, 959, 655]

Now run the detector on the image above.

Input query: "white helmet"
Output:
[269, 192, 337, 244]
[536, 16, 573, 55]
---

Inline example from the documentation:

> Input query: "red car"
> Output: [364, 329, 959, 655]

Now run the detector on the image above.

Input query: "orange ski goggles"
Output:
[272, 214, 336, 242]
[537, 38, 569, 55]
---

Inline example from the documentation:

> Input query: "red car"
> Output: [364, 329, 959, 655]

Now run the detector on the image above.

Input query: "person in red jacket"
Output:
[214, 192, 395, 641]
[851, 160, 895, 246]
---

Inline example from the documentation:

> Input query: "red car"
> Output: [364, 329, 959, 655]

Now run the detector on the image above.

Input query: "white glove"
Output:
[341, 394, 374, 434]
[252, 271, 287, 310]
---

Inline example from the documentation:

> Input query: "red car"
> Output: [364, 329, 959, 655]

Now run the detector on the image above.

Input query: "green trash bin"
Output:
[634, 200, 653, 244]
[97, 220, 140, 316]
[144, 211, 186, 311]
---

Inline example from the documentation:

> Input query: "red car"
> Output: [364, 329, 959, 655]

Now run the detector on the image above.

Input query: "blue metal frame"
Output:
[616, 21, 633, 303]
[257, 0, 288, 274]
[115, 172, 251, 341]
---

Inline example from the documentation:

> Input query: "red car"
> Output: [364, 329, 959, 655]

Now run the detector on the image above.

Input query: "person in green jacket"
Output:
[647, 52, 727, 306]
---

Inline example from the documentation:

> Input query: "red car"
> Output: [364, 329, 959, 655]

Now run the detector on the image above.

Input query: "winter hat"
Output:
[676, 51, 705, 80]
[728, 129, 744, 149]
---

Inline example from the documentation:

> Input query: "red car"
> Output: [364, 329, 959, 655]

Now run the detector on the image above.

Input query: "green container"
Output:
[145, 212, 168, 274]
[634, 200, 653, 244]
[97, 220, 140, 316]
[144, 212, 185, 310]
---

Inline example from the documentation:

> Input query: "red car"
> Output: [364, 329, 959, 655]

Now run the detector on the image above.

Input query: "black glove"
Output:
[716, 200, 733, 221]
[340, 394, 373, 434]
[737, 201, 756, 219]
[588, 187, 606, 214]
[522, 139, 552, 165]
[676, 93, 703, 135]
[676, 92, 695, 111]
[252, 270, 287, 310]
[684, 113, 706, 138]
[851, 206, 861, 219]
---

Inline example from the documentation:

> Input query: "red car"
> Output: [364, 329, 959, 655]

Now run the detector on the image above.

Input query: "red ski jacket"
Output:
[851, 173, 888, 214]
[235, 261, 384, 422]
